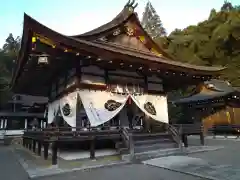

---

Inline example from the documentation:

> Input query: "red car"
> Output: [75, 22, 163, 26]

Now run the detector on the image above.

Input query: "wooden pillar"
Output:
[4, 119, 7, 129]
[200, 133, 204, 145]
[22, 137, 25, 147]
[29, 139, 32, 150]
[200, 125, 205, 145]
[25, 138, 28, 148]
[90, 137, 95, 159]
[37, 141, 42, 156]
[32, 140, 36, 153]
[182, 134, 188, 147]
[24, 138, 27, 147]
[43, 142, 49, 160]
[0, 119, 3, 128]
[51, 142, 58, 165]
[24, 119, 28, 130]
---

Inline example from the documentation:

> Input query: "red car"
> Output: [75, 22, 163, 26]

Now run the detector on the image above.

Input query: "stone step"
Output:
[118, 147, 129, 154]
[134, 138, 173, 146]
[132, 132, 171, 141]
[121, 147, 181, 161]
[134, 142, 177, 153]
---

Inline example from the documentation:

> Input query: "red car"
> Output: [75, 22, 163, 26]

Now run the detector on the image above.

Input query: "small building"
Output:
[174, 79, 240, 133]
[0, 94, 47, 141]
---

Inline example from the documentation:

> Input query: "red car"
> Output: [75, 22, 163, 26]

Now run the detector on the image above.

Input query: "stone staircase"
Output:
[132, 132, 178, 153]
[118, 128, 180, 161]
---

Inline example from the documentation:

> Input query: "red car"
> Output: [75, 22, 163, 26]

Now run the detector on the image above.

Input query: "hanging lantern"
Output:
[37, 54, 49, 64]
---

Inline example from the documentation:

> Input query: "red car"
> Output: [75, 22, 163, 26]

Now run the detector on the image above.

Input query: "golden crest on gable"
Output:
[128, 7, 134, 12]
[125, 26, 134, 36]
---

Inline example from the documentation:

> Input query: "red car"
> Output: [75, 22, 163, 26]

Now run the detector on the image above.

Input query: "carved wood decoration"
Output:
[96, 20, 163, 56]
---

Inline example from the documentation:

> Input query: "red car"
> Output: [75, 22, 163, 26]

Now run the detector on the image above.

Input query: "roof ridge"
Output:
[71, 0, 138, 38]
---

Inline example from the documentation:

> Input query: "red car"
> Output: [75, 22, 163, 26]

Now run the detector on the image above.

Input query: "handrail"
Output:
[208, 124, 240, 135]
[167, 124, 182, 149]
[173, 124, 202, 135]
[122, 127, 129, 142]
[121, 127, 134, 159]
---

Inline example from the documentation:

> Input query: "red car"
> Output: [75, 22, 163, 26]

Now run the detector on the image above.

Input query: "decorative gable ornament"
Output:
[98, 36, 107, 41]
[126, 26, 134, 36]
[113, 28, 121, 36]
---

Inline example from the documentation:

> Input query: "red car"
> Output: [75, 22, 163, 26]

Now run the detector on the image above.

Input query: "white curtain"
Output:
[131, 94, 169, 124]
[78, 90, 129, 127]
[47, 100, 60, 124]
[59, 91, 78, 127]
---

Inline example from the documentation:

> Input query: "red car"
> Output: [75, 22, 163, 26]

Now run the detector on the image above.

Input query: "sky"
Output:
[0, 0, 239, 47]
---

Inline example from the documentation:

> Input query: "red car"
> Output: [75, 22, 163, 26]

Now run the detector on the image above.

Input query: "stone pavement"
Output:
[143, 156, 239, 180]
[12, 145, 129, 179]
[0, 146, 29, 180]
[35, 164, 206, 180]
[0, 144, 204, 180]
[143, 138, 240, 180]
[12, 142, 223, 179]
[2, 138, 240, 180]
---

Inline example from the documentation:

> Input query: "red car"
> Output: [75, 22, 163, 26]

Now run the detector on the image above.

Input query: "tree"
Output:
[209, 9, 217, 20]
[141, 1, 166, 39]
[0, 33, 21, 105]
[2, 33, 21, 58]
[155, 1, 240, 122]
[221, 1, 234, 11]
[156, 1, 240, 86]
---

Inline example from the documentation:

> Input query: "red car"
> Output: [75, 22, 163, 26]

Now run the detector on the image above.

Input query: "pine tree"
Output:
[141, 1, 167, 39]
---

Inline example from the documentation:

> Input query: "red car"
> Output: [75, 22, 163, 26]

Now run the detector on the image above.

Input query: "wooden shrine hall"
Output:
[174, 79, 240, 134]
[11, 0, 225, 164]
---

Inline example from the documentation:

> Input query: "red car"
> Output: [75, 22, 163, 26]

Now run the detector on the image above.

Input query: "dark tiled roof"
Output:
[174, 79, 237, 104]
[71, 0, 138, 38]
[70, 37, 225, 72]
[12, 2, 226, 91]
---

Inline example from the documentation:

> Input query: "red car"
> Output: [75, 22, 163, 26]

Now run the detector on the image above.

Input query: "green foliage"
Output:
[155, 1, 240, 86]
[141, 1, 166, 39]
[0, 33, 20, 105]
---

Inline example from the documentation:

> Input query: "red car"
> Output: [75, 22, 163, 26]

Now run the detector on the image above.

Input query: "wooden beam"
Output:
[51, 142, 58, 165]
[37, 141, 42, 156]
[43, 143, 49, 160]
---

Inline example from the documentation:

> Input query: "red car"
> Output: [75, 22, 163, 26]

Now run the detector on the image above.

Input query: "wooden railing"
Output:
[208, 124, 240, 135]
[173, 124, 203, 135]
[173, 124, 204, 147]
[167, 124, 182, 148]
[24, 126, 122, 141]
